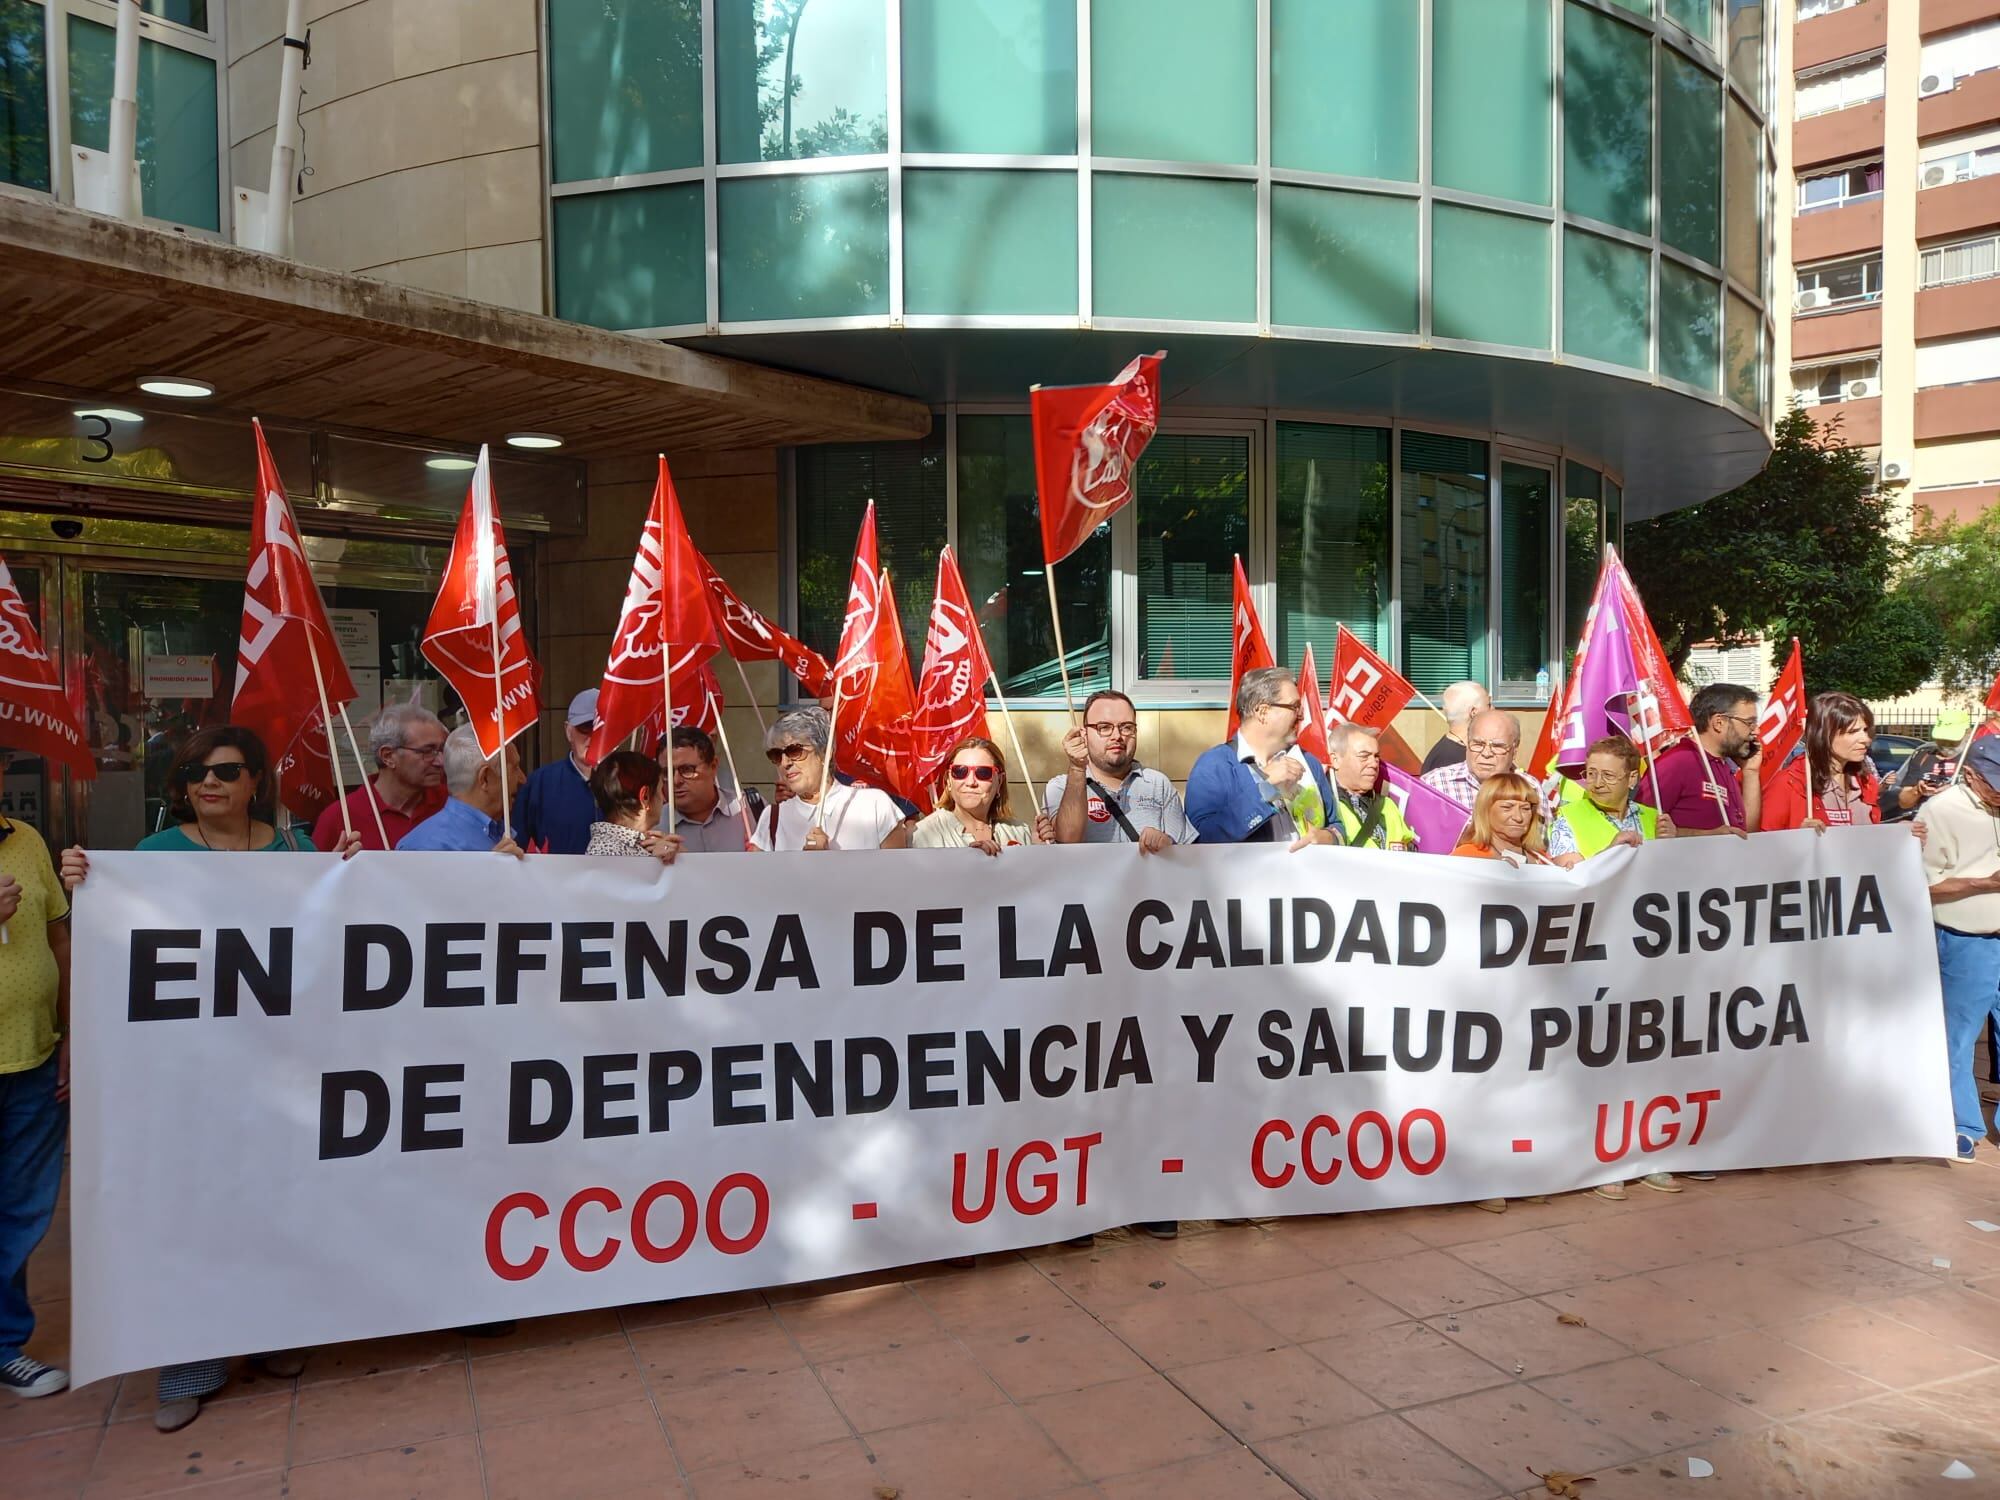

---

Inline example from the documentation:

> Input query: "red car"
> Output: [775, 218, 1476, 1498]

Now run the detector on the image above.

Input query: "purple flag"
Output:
[1554, 568, 1641, 773]
[1381, 764, 1473, 854]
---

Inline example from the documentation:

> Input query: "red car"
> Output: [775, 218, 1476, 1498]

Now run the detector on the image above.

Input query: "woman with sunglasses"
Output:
[58, 724, 357, 1432]
[749, 707, 910, 852]
[912, 736, 1041, 854]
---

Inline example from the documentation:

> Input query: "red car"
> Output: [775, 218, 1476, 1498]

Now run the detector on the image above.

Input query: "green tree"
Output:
[1904, 505, 2000, 694]
[1627, 408, 1932, 693]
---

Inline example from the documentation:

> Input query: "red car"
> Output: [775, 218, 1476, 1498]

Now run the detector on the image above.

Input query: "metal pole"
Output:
[265, 0, 308, 255]
[108, 0, 141, 221]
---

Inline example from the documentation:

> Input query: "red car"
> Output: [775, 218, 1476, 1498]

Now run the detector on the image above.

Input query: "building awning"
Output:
[0, 198, 931, 458]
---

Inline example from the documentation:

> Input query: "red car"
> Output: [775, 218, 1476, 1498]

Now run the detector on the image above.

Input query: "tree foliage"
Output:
[1626, 408, 1911, 679]
[1904, 505, 2000, 694]
[1809, 588, 1947, 700]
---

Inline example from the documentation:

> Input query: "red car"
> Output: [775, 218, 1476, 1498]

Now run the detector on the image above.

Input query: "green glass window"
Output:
[1400, 432, 1490, 694]
[716, 0, 887, 163]
[1433, 205, 1550, 349]
[1724, 291, 1759, 410]
[903, 170, 1077, 316]
[957, 415, 1108, 699]
[1092, 0, 1254, 165]
[1274, 422, 1392, 671]
[902, 0, 1076, 155]
[549, 0, 701, 181]
[1092, 175, 1254, 323]
[718, 172, 889, 321]
[1271, 187, 1418, 334]
[1659, 260, 1721, 391]
[1563, 2, 1652, 235]
[1499, 461, 1555, 704]
[1563, 463, 1602, 649]
[67, 15, 217, 230]
[143, 2, 206, 27]
[1271, 0, 1417, 181]
[553, 185, 705, 331]
[1563, 230, 1650, 371]
[1726, 0, 1764, 109]
[1661, 47, 1722, 265]
[1136, 433, 1252, 684]
[1723, 95, 1759, 291]
[1434, 0, 1552, 207]
[0, 0, 49, 193]
[1666, 0, 1713, 46]
[795, 435, 946, 671]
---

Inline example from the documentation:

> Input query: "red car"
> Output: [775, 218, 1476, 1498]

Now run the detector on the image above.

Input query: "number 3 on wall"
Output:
[77, 414, 114, 464]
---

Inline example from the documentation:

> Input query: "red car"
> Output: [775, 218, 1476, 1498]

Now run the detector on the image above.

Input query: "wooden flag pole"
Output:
[486, 611, 511, 841]
[812, 680, 844, 831]
[1043, 561, 1077, 722]
[986, 670, 1041, 813]
[301, 635, 353, 841]
[708, 703, 759, 850]
[1690, 736, 1741, 830]
[661, 660, 678, 838]
[335, 701, 392, 848]
[728, 651, 770, 737]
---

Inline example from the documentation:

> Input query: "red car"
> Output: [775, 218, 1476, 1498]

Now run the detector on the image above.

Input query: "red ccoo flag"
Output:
[1295, 642, 1330, 765]
[1758, 638, 1805, 782]
[1326, 625, 1415, 733]
[232, 419, 355, 818]
[699, 551, 832, 698]
[838, 568, 923, 803]
[912, 546, 994, 785]
[590, 457, 720, 763]
[1032, 352, 1165, 565]
[0, 554, 92, 779]
[1225, 556, 1276, 739]
[422, 446, 540, 757]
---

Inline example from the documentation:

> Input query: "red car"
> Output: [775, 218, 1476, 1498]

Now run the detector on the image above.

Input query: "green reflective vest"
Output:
[1562, 797, 1658, 858]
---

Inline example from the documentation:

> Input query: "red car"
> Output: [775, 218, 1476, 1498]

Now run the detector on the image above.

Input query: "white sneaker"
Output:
[0, 1354, 69, 1398]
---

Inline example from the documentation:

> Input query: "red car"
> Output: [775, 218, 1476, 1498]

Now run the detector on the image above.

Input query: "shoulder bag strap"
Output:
[1084, 777, 1145, 843]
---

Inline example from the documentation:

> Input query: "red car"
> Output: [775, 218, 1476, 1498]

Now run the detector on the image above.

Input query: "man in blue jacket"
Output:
[1185, 666, 1338, 848]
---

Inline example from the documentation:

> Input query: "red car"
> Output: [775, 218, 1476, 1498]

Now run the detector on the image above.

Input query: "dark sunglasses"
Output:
[180, 762, 250, 785]
[765, 742, 814, 766]
[949, 764, 997, 783]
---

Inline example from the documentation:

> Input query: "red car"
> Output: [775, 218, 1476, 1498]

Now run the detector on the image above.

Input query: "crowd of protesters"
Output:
[3, 670, 1997, 1431]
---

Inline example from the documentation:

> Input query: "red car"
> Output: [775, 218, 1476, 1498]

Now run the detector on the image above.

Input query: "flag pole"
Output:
[813, 680, 844, 830]
[661, 658, 678, 838]
[301, 636, 353, 841]
[986, 670, 1040, 812]
[335, 701, 391, 848]
[486, 612, 511, 841]
[728, 651, 770, 737]
[707, 698, 758, 849]
[1043, 561, 1077, 722]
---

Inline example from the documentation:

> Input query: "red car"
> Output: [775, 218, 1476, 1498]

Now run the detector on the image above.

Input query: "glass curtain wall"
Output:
[1399, 434, 1491, 695]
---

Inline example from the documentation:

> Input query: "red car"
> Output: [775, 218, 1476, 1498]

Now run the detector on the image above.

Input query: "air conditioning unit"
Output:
[1920, 74, 1951, 97]
[1924, 163, 1950, 187]
[1880, 459, 1911, 485]
[1795, 287, 1831, 311]
[1847, 376, 1881, 399]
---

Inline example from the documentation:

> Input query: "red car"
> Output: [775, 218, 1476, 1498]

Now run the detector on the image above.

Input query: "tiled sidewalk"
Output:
[11, 1157, 2000, 1499]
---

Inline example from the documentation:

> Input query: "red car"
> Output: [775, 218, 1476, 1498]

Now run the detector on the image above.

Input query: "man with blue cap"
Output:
[1918, 732, 2000, 1161]
[511, 688, 604, 855]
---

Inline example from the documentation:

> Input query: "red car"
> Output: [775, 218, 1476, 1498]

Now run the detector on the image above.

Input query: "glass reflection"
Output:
[716, 0, 888, 163]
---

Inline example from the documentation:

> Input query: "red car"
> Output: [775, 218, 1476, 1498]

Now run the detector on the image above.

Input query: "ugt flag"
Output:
[232, 419, 354, 818]
[1758, 639, 1805, 781]
[1225, 556, 1276, 739]
[422, 447, 540, 756]
[912, 546, 993, 785]
[0, 554, 92, 779]
[838, 568, 923, 804]
[1032, 352, 1165, 564]
[700, 551, 832, 699]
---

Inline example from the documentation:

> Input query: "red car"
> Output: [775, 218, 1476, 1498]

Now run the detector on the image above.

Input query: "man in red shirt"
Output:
[1642, 682, 1761, 837]
[311, 701, 449, 850]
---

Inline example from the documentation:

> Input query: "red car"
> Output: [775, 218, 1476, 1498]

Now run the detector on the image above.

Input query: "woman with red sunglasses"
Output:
[911, 736, 1042, 855]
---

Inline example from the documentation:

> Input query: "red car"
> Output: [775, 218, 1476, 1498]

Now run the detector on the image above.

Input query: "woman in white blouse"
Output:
[911, 736, 1047, 855]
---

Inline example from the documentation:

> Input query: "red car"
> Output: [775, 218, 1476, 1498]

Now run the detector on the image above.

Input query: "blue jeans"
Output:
[0, 1052, 65, 1362]
[1938, 928, 2000, 1144]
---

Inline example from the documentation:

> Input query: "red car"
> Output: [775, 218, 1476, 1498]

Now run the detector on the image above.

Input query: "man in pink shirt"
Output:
[310, 701, 449, 850]
[1642, 682, 1761, 837]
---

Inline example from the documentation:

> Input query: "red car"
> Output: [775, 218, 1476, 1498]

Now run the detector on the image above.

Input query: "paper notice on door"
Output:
[328, 609, 379, 671]
[142, 654, 216, 699]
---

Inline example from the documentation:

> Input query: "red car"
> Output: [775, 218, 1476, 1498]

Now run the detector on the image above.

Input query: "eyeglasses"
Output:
[669, 762, 708, 779]
[765, 742, 815, 766]
[1724, 714, 1758, 730]
[1086, 722, 1138, 738]
[395, 742, 447, 761]
[1467, 738, 1514, 755]
[949, 764, 998, 783]
[182, 762, 249, 785]
[1582, 768, 1630, 785]
[1263, 699, 1303, 719]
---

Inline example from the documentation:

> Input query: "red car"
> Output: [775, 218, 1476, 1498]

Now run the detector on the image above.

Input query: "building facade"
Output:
[0, 0, 1777, 846]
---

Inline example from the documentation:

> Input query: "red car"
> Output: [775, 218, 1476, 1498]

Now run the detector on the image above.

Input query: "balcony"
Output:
[1798, 0, 1887, 72]
[1916, 275, 2000, 337]
[1794, 198, 1885, 262]
[1795, 100, 1886, 170]
[1918, 174, 2000, 239]
[1922, 0, 2000, 38]
[1916, 483, 2000, 524]
[1792, 302, 1884, 358]
[1919, 68, 2000, 142]
[1804, 395, 1883, 445]
[1916, 378, 2000, 438]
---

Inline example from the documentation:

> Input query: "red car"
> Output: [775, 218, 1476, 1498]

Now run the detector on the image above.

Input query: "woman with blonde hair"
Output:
[1452, 771, 1547, 866]
[911, 736, 1044, 854]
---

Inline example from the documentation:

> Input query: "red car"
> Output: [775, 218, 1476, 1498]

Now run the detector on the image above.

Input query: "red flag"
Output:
[637, 660, 723, 752]
[832, 503, 884, 702]
[699, 551, 832, 697]
[912, 546, 994, 784]
[1295, 642, 1329, 765]
[1224, 557, 1276, 739]
[589, 458, 720, 763]
[1032, 351, 1166, 565]
[1758, 638, 1805, 783]
[837, 567, 923, 803]
[421, 446, 540, 757]
[0, 554, 92, 779]
[1326, 625, 1416, 733]
[1615, 557, 1694, 751]
[232, 419, 356, 817]
[1985, 666, 2000, 714]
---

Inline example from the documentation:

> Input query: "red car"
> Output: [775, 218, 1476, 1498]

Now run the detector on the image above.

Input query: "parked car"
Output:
[1868, 734, 1923, 780]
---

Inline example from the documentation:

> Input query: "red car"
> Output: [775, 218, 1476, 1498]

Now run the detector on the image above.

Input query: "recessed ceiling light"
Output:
[137, 376, 214, 399]
[426, 456, 478, 472]
[74, 406, 143, 422]
[505, 432, 563, 450]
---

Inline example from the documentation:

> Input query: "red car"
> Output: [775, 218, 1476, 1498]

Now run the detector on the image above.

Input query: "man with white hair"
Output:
[311, 701, 448, 850]
[1326, 722, 1416, 849]
[1421, 708, 1520, 810]
[397, 724, 527, 855]
[1421, 680, 1491, 774]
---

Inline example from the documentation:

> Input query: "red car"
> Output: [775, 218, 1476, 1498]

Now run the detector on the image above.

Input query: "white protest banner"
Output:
[70, 829, 1951, 1383]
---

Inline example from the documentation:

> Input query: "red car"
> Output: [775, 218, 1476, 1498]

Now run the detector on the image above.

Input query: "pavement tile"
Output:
[1161, 1225, 1325, 1286]
[1224, 1266, 1409, 1343]
[1438, 1295, 1634, 1378]
[1445, 1228, 1630, 1296]
[1169, 1345, 1379, 1440]
[480, 1399, 682, 1500]
[1256, 1411, 1505, 1500]
[1540, 1273, 1754, 1352]
[907, 1258, 1080, 1336]
[81, 1394, 290, 1500]
[953, 1304, 1153, 1400]
[289, 1360, 475, 1465]
[296, 1329, 467, 1385]
[655, 1364, 851, 1471]
[1265, 1212, 1433, 1268]
[1304, 1319, 1512, 1409]
[1096, 1446, 1301, 1499]
[630, 1307, 808, 1388]
[868, 1403, 1082, 1500]
[1092, 1287, 1283, 1369]
[2, 1424, 102, 1498]
[1870, 1285, 2000, 1360]
[1029, 1241, 1209, 1311]
[1656, 1328, 1881, 1419]
[1534, 1354, 1762, 1454]
[772, 1283, 944, 1363]
[0, 1375, 116, 1444]
[468, 1334, 647, 1428]
[1023, 1372, 1234, 1480]
[683, 1435, 887, 1500]
[1777, 1303, 1998, 1389]
[462, 1307, 625, 1357]
[1344, 1249, 1522, 1318]
[1401, 1382, 1642, 1486]
[816, 1338, 1006, 1433]
[284, 1433, 484, 1500]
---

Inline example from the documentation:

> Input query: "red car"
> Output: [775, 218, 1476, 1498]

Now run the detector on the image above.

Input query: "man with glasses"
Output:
[1185, 667, 1337, 848]
[311, 701, 448, 851]
[512, 689, 603, 855]
[1045, 690, 1196, 852]
[1421, 709, 1522, 810]
[1641, 682, 1762, 837]
[663, 725, 763, 853]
